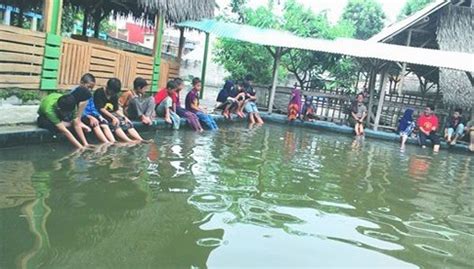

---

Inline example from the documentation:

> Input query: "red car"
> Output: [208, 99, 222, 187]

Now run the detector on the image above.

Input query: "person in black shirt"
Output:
[444, 108, 466, 145]
[94, 78, 144, 142]
[243, 74, 264, 124]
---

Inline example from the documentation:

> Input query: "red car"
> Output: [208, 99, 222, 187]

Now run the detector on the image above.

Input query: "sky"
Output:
[216, 0, 408, 24]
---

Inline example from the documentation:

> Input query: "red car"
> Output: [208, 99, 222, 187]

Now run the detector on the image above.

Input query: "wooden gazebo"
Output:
[0, 0, 215, 91]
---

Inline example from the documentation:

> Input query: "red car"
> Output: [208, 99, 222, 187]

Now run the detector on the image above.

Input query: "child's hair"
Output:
[454, 108, 463, 114]
[192, 77, 201, 86]
[57, 94, 77, 112]
[133, 77, 148, 90]
[166, 80, 177, 90]
[244, 74, 254, 82]
[107, 78, 122, 94]
[174, 78, 184, 86]
[427, 104, 435, 111]
[236, 79, 245, 88]
[80, 73, 96, 84]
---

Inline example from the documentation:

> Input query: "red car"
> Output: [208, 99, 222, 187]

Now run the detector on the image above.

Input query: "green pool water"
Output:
[0, 123, 472, 268]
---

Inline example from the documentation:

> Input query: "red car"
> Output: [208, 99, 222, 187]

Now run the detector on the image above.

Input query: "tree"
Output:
[341, 0, 386, 40]
[398, 0, 434, 20]
[214, 5, 282, 84]
[281, 0, 356, 90]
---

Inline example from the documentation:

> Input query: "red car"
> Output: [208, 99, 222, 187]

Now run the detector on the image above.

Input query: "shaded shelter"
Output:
[176, 19, 473, 126]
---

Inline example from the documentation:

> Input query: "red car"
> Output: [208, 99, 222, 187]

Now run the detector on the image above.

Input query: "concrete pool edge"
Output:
[0, 112, 471, 153]
[259, 113, 471, 153]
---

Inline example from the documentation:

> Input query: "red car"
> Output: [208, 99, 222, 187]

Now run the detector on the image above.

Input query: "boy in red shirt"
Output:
[417, 104, 440, 152]
[154, 81, 180, 129]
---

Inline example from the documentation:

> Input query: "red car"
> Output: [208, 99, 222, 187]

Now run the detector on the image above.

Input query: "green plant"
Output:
[0, 88, 43, 103]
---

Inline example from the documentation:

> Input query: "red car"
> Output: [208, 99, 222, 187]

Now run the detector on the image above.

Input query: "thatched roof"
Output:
[137, 0, 216, 22]
[64, 0, 215, 24]
[437, 5, 474, 108]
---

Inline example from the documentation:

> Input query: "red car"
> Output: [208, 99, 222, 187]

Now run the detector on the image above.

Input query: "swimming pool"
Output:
[0, 123, 472, 268]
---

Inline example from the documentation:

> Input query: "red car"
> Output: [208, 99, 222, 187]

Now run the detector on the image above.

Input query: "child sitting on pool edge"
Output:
[37, 86, 92, 149]
[119, 77, 156, 126]
[154, 80, 181, 130]
[350, 93, 367, 136]
[185, 78, 218, 130]
[94, 78, 144, 142]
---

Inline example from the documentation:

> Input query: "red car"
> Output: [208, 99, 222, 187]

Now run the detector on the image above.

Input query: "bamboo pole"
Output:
[374, 69, 389, 131]
[177, 28, 185, 62]
[42, 0, 63, 34]
[151, 15, 165, 92]
[398, 30, 412, 95]
[366, 65, 377, 126]
[200, 32, 210, 98]
[268, 47, 282, 114]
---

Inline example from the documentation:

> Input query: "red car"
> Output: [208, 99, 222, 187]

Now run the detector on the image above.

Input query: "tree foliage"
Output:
[214, 0, 359, 89]
[341, 0, 386, 40]
[398, 0, 434, 20]
[214, 5, 282, 84]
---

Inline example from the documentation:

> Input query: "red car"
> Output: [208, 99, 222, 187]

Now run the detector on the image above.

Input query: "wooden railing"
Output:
[59, 38, 180, 90]
[0, 24, 46, 89]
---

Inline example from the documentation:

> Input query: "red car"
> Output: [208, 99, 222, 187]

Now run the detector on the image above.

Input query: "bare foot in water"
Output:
[164, 116, 172, 124]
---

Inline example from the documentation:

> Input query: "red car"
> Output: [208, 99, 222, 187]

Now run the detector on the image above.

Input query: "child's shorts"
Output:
[400, 122, 415, 137]
[244, 102, 259, 113]
[109, 113, 134, 132]
[81, 115, 108, 126]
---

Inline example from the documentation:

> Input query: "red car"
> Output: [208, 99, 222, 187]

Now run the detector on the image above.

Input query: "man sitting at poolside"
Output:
[417, 104, 440, 152]
[185, 77, 218, 130]
[154, 80, 181, 130]
[444, 108, 466, 145]
[37, 86, 92, 149]
[119, 77, 156, 126]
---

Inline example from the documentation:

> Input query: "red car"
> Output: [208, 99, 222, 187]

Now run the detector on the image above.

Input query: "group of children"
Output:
[215, 75, 264, 125]
[37, 73, 221, 149]
[287, 87, 318, 122]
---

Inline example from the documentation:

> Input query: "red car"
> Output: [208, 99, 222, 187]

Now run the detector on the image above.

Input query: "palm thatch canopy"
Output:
[137, 0, 216, 23]
[437, 5, 474, 108]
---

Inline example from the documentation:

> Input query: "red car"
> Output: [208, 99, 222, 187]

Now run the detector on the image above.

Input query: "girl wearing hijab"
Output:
[288, 86, 302, 121]
[399, 108, 416, 150]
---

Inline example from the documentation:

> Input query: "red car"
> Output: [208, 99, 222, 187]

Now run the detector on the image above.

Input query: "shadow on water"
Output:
[0, 123, 473, 268]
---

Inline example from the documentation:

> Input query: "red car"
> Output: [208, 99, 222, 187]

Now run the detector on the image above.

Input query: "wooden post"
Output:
[398, 30, 412, 95]
[374, 69, 389, 131]
[200, 32, 210, 98]
[151, 15, 165, 92]
[40, 0, 63, 90]
[177, 28, 185, 62]
[42, 0, 63, 35]
[3, 7, 11, 25]
[366, 66, 377, 126]
[268, 47, 282, 114]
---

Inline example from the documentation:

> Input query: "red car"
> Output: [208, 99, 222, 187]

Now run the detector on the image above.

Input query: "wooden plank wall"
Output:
[0, 25, 46, 89]
[59, 37, 178, 91]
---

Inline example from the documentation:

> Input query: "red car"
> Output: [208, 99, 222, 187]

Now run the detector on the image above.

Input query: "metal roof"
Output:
[177, 19, 474, 73]
[368, 0, 450, 42]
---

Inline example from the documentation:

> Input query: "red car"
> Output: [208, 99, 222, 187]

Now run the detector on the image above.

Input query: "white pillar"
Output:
[268, 47, 282, 114]
[3, 8, 12, 25]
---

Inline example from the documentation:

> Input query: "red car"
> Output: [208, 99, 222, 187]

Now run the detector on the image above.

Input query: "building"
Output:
[370, 0, 474, 109]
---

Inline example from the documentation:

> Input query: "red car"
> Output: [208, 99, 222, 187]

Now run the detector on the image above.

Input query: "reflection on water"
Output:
[0, 124, 472, 268]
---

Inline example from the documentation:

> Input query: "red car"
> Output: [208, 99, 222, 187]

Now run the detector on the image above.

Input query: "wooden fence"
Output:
[58, 38, 180, 90]
[0, 24, 180, 91]
[0, 24, 46, 89]
[255, 85, 471, 132]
